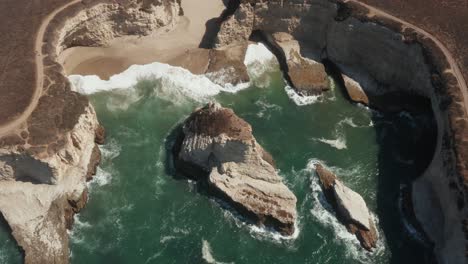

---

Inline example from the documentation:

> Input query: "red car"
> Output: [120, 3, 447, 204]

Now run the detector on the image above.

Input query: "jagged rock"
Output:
[272, 32, 329, 95]
[174, 102, 297, 235]
[0, 103, 101, 264]
[342, 74, 369, 105]
[315, 163, 377, 251]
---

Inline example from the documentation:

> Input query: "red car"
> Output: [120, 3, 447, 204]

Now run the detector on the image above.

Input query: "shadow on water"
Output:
[321, 57, 438, 264]
[372, 108, 438, 264]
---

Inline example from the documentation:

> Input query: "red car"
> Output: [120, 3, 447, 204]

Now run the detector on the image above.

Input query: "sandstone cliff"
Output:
[173, 102, 297, 235]
[0, 0, 182, 263]
[215, 0, 468, 262]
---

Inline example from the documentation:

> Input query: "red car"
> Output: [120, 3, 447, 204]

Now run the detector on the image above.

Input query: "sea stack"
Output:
[173, 102, 297, 235]
[271, 32, 329, 96]
[315, 163, 378, 251]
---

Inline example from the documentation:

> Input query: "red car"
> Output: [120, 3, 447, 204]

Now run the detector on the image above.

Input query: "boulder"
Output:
[174, 102, 297, 235]
[315, 163, 378, 251]
[272, 32, 329, 96]
[342, 74, 369, 105]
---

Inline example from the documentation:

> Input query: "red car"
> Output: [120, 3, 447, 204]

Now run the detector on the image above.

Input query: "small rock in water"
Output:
[315, 163, 378, 251]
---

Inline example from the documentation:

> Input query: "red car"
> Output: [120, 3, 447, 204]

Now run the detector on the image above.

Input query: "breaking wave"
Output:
[244, 43, 280, 88]
[284, 86, 323, 106]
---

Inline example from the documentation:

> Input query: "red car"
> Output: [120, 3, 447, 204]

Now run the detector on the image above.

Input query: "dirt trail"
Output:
[346, 0, 468, 117]
[0, 0, 81, 137]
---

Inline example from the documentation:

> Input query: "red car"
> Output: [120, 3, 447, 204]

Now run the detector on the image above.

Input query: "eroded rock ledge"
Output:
[173, 102, 298, 235]
[215, 0, 468, 262]
[0, 0, 182, 263]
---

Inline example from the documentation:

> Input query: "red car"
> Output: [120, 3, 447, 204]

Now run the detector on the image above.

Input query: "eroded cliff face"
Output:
[0, 0, 182, 263]
[215, 0, 468, 263]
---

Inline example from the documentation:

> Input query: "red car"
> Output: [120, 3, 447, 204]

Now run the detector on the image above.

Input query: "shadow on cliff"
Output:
[199, 0, 241, 48]
[0, 212, 24, 262]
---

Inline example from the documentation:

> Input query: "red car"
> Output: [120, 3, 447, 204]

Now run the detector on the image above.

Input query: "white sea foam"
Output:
[315, 137, 347, 150]
[305, 160, 385, 263]
[338, 117, 359, 128]
[69, 43, 280, 106]
[255, 99, 282, 119]
[217, 199, 300, 242]
[202, 240, 234, 264]
[284, 85, 322, 106]
[69, 63, 226, 98]
[99, 138, 121, 161]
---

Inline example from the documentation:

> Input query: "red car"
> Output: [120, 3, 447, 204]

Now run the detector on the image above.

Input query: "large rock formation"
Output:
[215, 1, 468, 262]
[315, 163, 378, 251]
[271, 32, 329, 96]
[173, 102, 297, 235]
[0, 0, 181, 263]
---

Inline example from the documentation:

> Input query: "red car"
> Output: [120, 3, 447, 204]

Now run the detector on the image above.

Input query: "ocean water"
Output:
[0, 44, 436, 264]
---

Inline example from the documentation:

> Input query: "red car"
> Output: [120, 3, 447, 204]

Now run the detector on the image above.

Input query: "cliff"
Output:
[0, 0, 182, 263]
[215, 0, 468, 262]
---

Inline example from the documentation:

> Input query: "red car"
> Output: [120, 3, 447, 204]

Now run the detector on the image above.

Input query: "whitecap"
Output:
[202, 239, 234, 264]
[314, 137, 347, 150]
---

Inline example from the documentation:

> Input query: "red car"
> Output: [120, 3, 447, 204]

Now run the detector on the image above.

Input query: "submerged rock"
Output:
[173, 102, 297, 235]
[271, 32, 329, 96]
[315, 163, 378, 251]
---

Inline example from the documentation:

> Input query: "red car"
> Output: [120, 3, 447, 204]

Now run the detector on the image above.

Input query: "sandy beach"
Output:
[59, 0, 225, 79]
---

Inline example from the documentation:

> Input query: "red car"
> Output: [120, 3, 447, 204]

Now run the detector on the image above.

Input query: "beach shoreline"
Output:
[59, 0, 225, 79]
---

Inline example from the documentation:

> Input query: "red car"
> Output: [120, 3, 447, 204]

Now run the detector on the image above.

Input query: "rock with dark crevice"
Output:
[315, 163, 378, 251]
[272, 32, 329, 96]
[173, 102, 297, 235]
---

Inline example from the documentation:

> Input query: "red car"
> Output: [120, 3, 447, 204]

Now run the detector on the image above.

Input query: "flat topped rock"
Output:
[175, 102, 297, 235]
[315, 163, 377, 251]
[272, 32, 329, 96]
[334, 180, 371, 230]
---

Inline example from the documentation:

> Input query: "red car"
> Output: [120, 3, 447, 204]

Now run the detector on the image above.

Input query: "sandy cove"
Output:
[59, 0, 225, 79]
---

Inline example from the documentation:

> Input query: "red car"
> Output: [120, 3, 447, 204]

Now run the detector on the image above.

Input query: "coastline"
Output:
[0, 0, 466, 263]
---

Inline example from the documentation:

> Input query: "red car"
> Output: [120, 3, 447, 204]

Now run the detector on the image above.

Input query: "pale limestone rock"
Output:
[0, 103, 100, 264]
[334, 180, 371, 230]
[175, 103, 297, 235]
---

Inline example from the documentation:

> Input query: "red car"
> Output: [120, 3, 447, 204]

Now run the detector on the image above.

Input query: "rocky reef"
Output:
[315, 163, 378, 251]
[173, 102, 297, 235]
[0, 0, 182, 263]
[214, 0, 467, 262]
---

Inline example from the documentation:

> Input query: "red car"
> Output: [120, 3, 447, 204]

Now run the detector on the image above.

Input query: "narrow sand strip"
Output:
[59, 0, 225, 79]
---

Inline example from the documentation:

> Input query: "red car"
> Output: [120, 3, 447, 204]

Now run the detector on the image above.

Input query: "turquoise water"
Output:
[0, 66, 435, 264]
